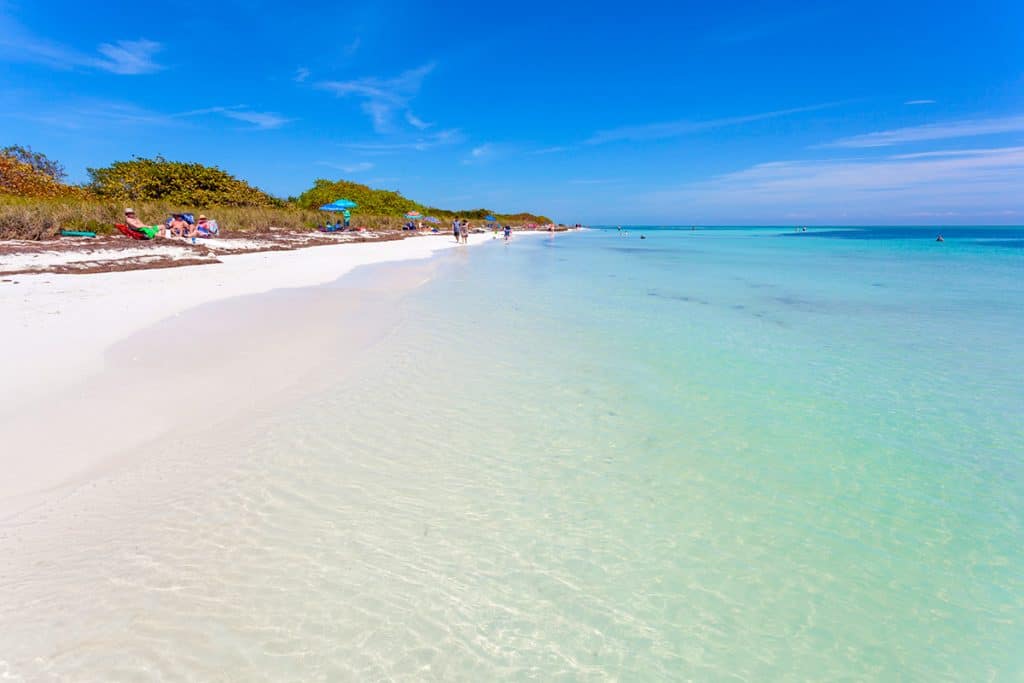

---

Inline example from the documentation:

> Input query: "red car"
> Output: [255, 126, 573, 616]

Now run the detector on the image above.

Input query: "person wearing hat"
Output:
[191, 214, 218, 238]
[123, 208, 162, 239]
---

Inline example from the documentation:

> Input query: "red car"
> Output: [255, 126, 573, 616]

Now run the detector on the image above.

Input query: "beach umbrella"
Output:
[320, 198, 357, 211]
[424, 216, 440, 224]
[485, 215, 496, 222]
[405, 210, 422, 219]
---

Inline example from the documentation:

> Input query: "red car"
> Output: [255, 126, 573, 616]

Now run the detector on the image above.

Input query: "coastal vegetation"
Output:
[0, 148, 553, 240]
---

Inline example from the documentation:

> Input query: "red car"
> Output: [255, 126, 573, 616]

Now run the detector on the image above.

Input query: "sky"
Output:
[1, 0, 1022, 224]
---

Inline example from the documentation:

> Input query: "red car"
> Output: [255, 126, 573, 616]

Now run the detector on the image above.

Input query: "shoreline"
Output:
[0, 231, 532, 522]
[0, 226, 577, 277]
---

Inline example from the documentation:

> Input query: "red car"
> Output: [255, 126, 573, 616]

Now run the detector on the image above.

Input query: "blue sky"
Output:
[2, 0, 1022, 224]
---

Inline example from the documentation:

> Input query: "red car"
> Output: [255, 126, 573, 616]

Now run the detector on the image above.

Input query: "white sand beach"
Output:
[0, 232, 499, 522]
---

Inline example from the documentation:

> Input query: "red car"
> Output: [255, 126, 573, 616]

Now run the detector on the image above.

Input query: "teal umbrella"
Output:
[485, 215, 496, 222]
[321, 199, 357, 211]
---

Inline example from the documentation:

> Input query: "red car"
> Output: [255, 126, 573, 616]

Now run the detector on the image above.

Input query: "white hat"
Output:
[124, 208, 135, 214]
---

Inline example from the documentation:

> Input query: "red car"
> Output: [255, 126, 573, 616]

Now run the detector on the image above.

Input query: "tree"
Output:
[1, 145, 67, 181]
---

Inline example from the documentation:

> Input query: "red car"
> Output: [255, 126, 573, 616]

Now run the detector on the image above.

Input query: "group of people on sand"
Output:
[123, 208, 217, 240]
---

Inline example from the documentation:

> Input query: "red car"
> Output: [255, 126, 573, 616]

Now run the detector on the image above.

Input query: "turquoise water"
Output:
[2, 228, 1022, 679]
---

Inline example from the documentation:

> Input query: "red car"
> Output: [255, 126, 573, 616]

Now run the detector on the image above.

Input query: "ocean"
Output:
[2, 227, 1022, 680]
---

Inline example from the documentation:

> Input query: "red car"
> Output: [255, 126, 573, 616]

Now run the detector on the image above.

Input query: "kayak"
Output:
[60, 230, 96, 238]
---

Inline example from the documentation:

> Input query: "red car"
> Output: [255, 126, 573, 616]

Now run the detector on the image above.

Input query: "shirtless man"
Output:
[123, 208, 161, 239]
[167, 214, 189, 238]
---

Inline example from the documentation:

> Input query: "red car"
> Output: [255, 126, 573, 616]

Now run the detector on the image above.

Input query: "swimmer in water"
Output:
[936, 234, 944, 242]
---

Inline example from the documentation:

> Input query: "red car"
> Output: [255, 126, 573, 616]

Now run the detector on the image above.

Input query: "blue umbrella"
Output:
[424, 216, 440, 224]
[485, 215, 496, 222]
[320, 198, 357, 211]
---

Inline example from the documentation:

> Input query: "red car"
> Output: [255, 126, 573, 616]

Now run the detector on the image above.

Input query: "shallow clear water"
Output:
[2, 228, 1022, 680]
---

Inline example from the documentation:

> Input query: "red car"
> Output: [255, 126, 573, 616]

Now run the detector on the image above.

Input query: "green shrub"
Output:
[296, 179, 425, 215]
[87, 156, 280, 207]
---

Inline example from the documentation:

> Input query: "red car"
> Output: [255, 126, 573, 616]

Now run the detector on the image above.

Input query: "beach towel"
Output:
[115, 223, 159, 240]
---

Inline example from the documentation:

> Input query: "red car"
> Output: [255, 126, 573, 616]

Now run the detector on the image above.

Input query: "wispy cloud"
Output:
[317, 63, 435, 134]
[653, 146, 1024, 219]
[4, 99, 288, 131]
[317, 161, 374, 173]
[91, 39, 162, 75]
[461, 143, 495, 165]
[0, 10, 163, 75]
[530, 145, 572, 155]
[904, 99, 936, 105]
[405, 111, 431, 129]
[586, 102, 841, 145]
[568, 178, 623, 185]
[294, 67, 310, 83]
[825, 114, 1024, 148]
[221, 109, 291, 130]
[340, 128, 463, 153]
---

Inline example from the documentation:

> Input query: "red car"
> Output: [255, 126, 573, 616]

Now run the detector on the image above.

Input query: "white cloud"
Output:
[904, 99, 936, 105]
[91, 39, 162, 75]
[0, 10, 163, 75]
[317, 63, 435, 133]
[405, 111, 431, 129]
[5, 100, 288, 131]
[294, 67, 310, 83]
[221, 110, 290, 130]
[826, 115, 1024, 148]
[340, 129, 463, 153]
[586, 102, 841, 145]
[462, 143, 501, 165]
[652, 146, 1024, 219]
[530, 145, 572, 155]
[317, 161, 374, 173]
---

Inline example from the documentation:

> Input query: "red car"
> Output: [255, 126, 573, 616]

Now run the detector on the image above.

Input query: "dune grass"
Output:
[0, 196, 416, 240]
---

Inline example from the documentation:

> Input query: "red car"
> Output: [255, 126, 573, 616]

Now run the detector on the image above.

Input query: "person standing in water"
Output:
[504, 225, 511, 241]
[452, 217, 461, 243]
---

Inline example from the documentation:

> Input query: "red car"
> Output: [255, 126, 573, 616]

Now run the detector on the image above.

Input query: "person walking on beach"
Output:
[504, 225, 511, 241]
[452, 217, 461, 243]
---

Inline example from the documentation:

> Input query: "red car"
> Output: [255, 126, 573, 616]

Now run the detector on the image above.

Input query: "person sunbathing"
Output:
[168, 214, 190, 238]
[123, 208, 162, 239]
[190, 214, 218, 237]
